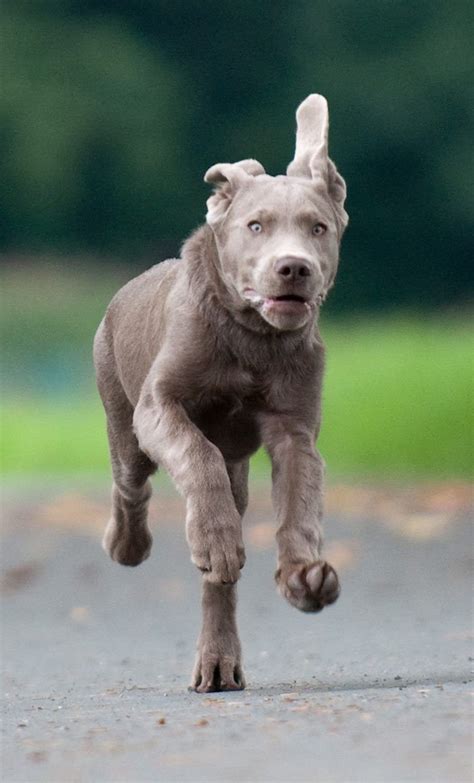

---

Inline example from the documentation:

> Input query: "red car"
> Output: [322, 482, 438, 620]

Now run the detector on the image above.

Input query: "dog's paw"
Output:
[188, 518, 245, 584]
[190, 652, 246, 693]
[276, 560, 340, 613]
[102, 518, 153, 567]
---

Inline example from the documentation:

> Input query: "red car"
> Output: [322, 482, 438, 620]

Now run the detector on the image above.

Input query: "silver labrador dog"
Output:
[94, 94, 349, 692]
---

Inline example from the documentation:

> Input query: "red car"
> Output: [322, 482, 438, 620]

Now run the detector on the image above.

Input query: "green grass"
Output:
[319, 316, 473, 477]
[1, 264, 472, 478]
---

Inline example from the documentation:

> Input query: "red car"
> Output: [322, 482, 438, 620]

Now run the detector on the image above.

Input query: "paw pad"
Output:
[276, 560, 340, 613]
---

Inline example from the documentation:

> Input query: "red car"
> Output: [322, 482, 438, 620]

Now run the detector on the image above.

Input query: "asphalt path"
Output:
[1, 478, 472, 782]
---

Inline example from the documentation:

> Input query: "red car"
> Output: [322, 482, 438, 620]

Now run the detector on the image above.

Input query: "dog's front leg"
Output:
[190, 459, 248, 692]
[134, 388, 245, 584]
[262, 414, 340, 613]
[190, 581, 245, 692]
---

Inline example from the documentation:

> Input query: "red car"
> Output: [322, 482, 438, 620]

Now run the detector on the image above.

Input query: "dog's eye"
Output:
[312, 223, 327, 236]
[248, 221, 262, 233]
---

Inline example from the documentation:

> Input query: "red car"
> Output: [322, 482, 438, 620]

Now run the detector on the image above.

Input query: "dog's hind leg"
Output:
[226, 458, 249, 517]
[102, 406, 157, 566]
[94, 322, 157, 567]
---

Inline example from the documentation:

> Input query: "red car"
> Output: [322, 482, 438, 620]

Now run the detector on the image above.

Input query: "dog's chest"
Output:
[183, 364, 267, 461]
[189, 395, 262, 461]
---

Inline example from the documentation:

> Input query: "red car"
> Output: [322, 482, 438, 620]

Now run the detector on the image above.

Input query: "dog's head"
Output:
[204, 95, 348, 331]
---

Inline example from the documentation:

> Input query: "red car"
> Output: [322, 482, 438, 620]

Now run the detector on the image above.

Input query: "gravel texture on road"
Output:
[1, 479, 472, 782]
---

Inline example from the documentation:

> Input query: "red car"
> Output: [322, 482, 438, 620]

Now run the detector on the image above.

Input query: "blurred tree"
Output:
[1, 0, 472, 310]
[0, 2, 188, 251]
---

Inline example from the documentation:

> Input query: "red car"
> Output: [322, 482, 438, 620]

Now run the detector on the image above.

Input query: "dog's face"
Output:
[205, 95, 348, 331]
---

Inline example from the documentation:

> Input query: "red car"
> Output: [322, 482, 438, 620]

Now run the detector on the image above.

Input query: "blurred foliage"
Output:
[1, 0, 473, 311]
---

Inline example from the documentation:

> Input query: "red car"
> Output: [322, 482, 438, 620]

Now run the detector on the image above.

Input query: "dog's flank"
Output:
[94, 94, 348, 692]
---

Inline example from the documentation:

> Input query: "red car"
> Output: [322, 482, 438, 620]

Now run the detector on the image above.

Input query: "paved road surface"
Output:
[1, 478, 472, 782]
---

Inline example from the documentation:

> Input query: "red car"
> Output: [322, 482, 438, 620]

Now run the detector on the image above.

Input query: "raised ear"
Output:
[287, 94, 329, 181]
[327, 159, 349, 230]
[204, 159, 265, 225]
[287, 94, 348, 230]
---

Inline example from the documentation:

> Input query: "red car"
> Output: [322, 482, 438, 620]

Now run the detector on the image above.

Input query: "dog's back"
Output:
[94, 258, 181, 406]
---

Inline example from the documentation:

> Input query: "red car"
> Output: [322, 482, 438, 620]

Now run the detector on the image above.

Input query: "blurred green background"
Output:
[1, 0, 473, 479]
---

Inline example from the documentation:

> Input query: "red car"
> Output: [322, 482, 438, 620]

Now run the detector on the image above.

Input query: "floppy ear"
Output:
[287, 94, 348, 229]
[204, 159, 265, 225]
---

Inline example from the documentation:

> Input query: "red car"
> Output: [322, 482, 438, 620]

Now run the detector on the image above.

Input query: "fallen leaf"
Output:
[280, 693, 300, 702]
[247, 521, 275, 550]
[26, 751, 47, 763]
[384, 513, 452, 540]
[1, 563, 41, 594]
[36, 494, 107, 533]
[324, 539, 359, 570]
[70, 606, 90, 623]
[202, 698, 225, 706]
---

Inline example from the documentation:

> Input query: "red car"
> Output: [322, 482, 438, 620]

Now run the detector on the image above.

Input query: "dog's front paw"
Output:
[276, 560, 340, 613]
[190, 649, 246, 693]
[187, 515, 245, 584]
[102, 518, 153, 567]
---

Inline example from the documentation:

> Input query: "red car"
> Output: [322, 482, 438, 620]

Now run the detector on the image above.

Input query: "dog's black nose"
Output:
[275, 257, 311, 280]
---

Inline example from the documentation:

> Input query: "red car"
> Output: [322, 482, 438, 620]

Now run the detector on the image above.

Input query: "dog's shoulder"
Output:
[104, 257, 181, 327]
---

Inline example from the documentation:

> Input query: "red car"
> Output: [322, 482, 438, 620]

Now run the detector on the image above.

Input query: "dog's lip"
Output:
[243, 287, 314, 312]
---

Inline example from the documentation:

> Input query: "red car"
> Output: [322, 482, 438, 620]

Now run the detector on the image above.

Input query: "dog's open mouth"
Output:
[264, 294, 310, 315]
[243, 287, 313, 316]
[273, 294, 306, 303]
